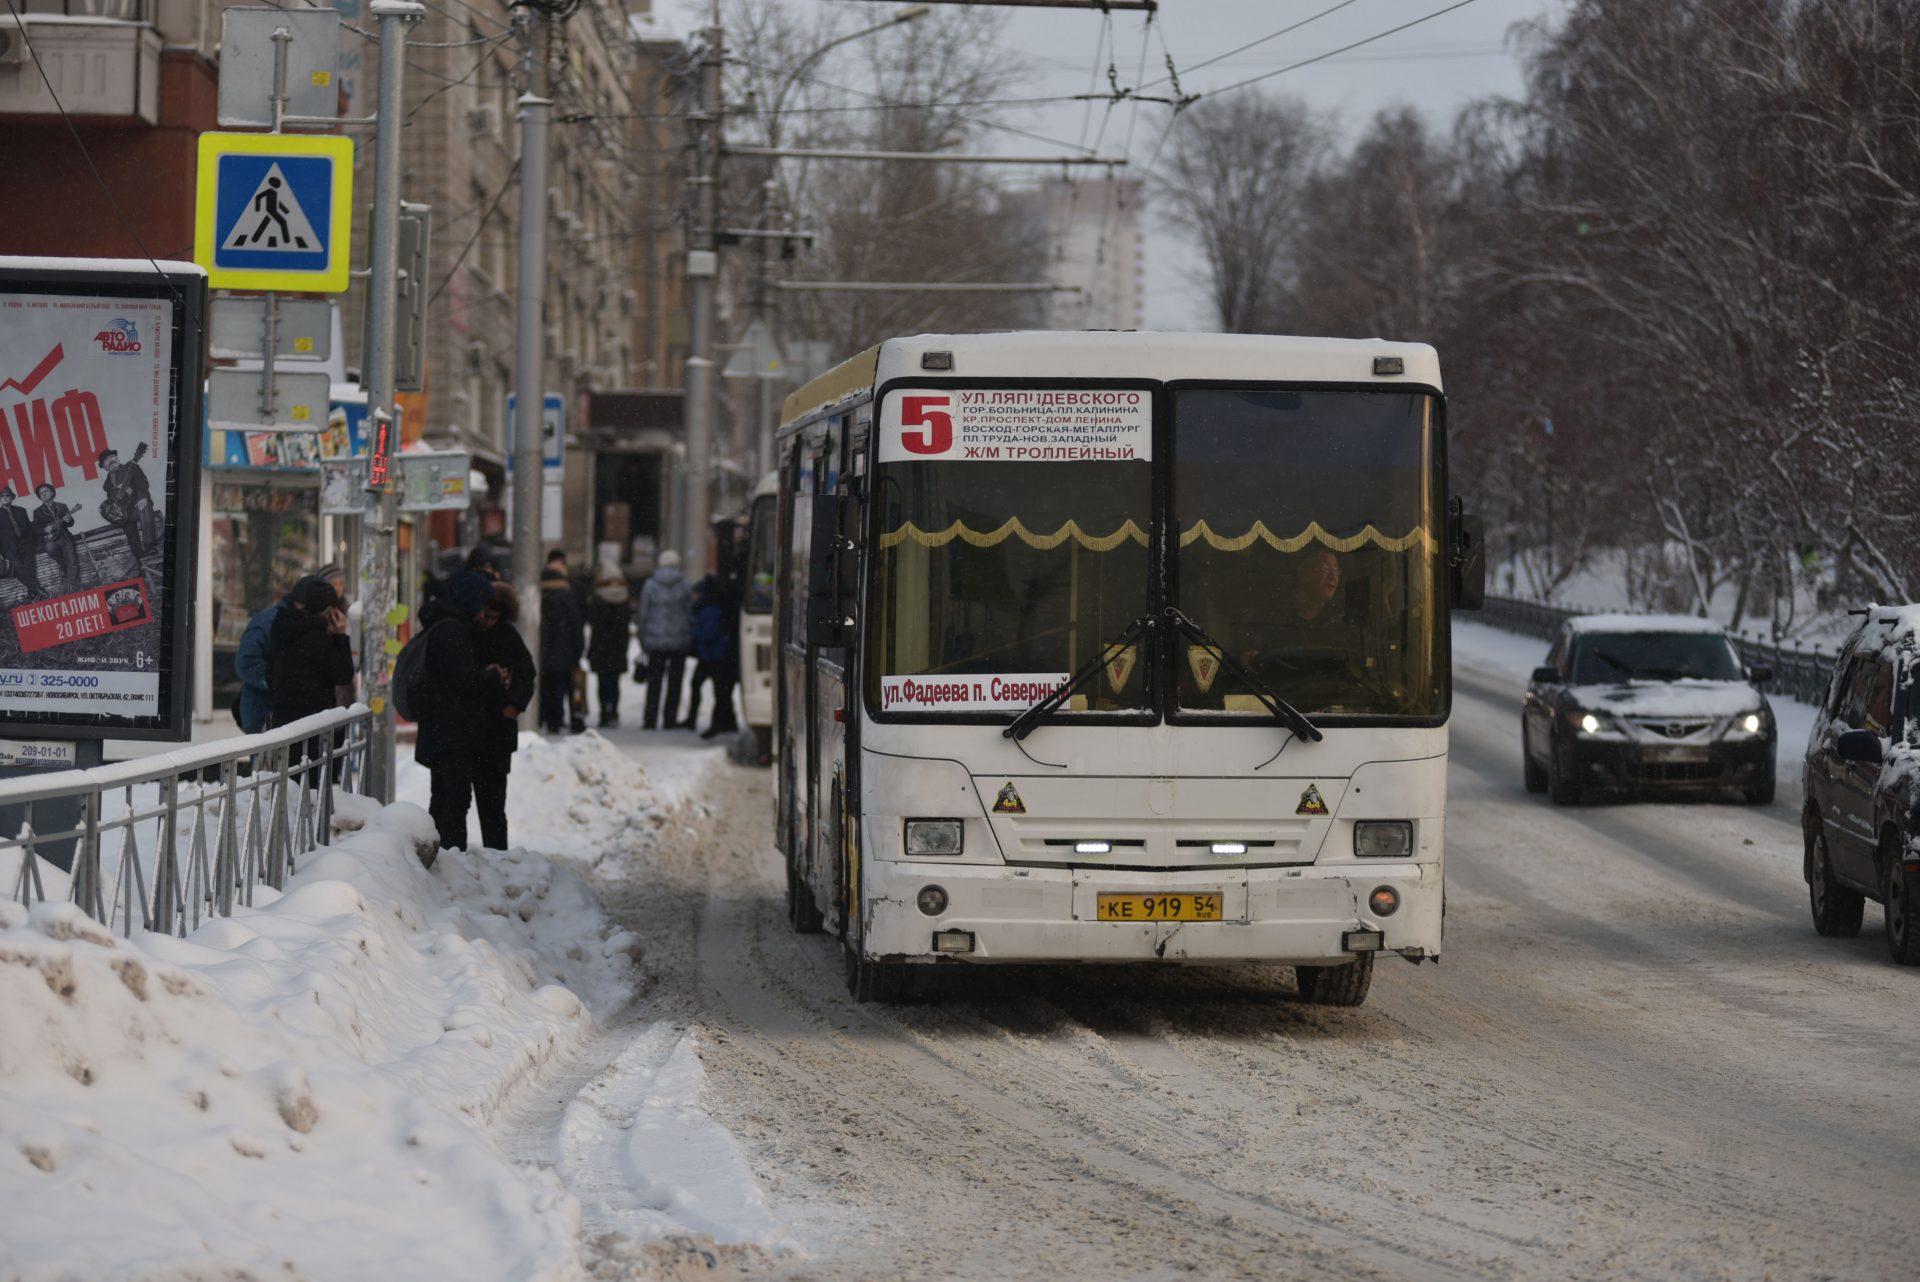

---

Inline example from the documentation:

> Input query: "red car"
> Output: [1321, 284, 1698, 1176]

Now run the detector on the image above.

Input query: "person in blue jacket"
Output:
[688, 574, 740, 739]
[235, 563, 342, 733]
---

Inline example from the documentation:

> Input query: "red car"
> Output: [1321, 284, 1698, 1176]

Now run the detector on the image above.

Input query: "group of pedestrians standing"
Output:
[634, 551, 739, 737]
[526, 546, 739, 738]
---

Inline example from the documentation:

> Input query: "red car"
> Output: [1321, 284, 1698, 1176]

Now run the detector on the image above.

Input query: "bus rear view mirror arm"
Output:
[1448, 498, 1486, 611]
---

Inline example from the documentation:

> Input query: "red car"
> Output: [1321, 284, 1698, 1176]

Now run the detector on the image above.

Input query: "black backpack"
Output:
[390, 621, 444, 722]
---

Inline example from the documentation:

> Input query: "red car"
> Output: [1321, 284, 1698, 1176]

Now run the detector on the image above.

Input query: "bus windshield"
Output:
[871, 456, 1152, 715]
[1174, 388, 1444, 719]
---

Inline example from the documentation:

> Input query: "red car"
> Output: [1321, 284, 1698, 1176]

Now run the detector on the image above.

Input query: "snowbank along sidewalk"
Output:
[0, 770, 647, 1282]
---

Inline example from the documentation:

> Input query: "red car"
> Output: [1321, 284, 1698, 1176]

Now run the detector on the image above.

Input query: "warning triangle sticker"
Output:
[1188, 644, 1221, 694]
[223, 163, 321, 252]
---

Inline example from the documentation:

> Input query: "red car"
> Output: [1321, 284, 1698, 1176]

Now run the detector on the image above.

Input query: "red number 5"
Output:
[900, 395, 953, 455]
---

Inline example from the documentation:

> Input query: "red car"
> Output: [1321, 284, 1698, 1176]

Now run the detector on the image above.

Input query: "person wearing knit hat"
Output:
[584, 560, 631, 727]
[636, 549, 693, 729]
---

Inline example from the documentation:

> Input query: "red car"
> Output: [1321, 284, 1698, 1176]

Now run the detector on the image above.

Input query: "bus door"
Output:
[817, 438, 865, 944]
[807, 424, 848, 930]
[782, 441, 815, 875]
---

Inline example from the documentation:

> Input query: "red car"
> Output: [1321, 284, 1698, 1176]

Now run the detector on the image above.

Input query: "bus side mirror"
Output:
[806, 491, 860, 647]
[1448, 500, 1486, 611]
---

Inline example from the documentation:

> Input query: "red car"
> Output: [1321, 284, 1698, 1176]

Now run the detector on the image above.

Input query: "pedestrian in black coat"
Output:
[469, 581, 536, 849]
[584, 560, 631, 727]
[414, 572, 523, 852]
[538, 553, 585, 733]
[267, 575, 355, 773]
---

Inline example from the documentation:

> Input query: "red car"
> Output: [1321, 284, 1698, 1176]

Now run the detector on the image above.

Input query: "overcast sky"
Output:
[968, 0, 1569, 327]
[681, 0, 1568, 330]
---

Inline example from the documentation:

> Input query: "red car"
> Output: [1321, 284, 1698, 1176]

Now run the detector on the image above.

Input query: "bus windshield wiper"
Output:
[1162, 607, 1323, 743]
[1002, 612, 1155, 743]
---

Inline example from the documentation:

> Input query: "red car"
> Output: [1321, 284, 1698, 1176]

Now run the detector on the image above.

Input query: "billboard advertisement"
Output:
[0, 260, 206, 740]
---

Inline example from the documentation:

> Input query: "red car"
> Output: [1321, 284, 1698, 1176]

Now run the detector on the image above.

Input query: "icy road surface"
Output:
[530, 658, 1920, 1281]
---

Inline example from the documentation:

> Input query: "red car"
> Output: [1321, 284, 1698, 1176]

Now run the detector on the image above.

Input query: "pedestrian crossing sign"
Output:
[193, 132, 354, 292]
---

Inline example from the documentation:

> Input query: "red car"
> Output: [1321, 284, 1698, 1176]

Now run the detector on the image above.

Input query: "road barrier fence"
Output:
[1477, 596, 1839, 706]
[2, 706, 373, 938]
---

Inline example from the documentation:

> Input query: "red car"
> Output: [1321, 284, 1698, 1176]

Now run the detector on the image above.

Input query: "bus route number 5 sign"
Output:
[900, 395, 953, 455]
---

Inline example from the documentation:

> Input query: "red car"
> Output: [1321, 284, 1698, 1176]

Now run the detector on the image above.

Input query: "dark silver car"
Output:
[1521, 614, 1776, 806]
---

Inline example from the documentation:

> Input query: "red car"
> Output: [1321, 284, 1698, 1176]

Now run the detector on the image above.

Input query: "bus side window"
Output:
[787, 445, 814, 647]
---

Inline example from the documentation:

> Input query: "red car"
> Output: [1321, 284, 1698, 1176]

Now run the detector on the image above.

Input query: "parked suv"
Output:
[1522, 614, 1776, 806]
[1802, 606, 1920, 965]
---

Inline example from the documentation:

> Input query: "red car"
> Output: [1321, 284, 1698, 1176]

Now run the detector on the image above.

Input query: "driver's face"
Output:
[1304, 552, 1340, 601]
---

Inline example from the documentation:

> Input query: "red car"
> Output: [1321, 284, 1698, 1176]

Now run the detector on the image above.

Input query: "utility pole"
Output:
[683, 9, 722, 572]
[361, 0, 424, 802]
[512, 13, 552, 694]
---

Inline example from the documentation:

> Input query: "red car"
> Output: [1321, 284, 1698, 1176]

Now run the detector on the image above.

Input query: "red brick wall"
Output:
[0, 51, 216, 261]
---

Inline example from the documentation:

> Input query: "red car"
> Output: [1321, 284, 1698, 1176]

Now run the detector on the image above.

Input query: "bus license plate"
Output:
[1097, 893, 1222, 922]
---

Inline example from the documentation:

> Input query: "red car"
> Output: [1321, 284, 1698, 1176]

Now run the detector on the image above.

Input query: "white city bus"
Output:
[775, 332, 1484, 1003]
[740, 470, 779, 764]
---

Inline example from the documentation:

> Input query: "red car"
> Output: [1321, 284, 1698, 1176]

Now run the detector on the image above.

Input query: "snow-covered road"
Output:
[552, 637, 1920, 1281]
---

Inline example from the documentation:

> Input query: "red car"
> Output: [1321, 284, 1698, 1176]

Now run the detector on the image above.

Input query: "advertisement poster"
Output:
[878, 387, 1152, 464]
[0, 265, 203, 737]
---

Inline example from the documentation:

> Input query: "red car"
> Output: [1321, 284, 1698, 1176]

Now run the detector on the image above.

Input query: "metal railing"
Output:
[1476, 595, 1838, 706]
[3, 706, 373, 937]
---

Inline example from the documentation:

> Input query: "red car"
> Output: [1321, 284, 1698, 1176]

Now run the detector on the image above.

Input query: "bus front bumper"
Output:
[861, 860, 1441, 965]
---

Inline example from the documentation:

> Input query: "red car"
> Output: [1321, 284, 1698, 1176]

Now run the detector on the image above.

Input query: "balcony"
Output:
[0, 1, 161, 125]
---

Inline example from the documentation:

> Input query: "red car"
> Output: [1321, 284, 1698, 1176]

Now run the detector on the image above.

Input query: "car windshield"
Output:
[1172, 388, 1445, 718]
[869, 404, 1152, 715]
[1569, 631, 1743, 683]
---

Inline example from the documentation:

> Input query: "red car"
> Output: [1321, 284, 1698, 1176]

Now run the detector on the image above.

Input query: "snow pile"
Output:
[396, 730, 692, 873]
[0, 799, 642, 1282]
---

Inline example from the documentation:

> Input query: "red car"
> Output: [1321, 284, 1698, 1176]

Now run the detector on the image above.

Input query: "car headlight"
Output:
[1569, 710, 1617, 735]
[904, 818, 964, 856]
[1354, 820, 1414, 858]
[1724, 710, 1769, 737]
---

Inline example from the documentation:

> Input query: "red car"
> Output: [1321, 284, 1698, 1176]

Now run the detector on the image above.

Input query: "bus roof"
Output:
[778, 331, 1442, 433]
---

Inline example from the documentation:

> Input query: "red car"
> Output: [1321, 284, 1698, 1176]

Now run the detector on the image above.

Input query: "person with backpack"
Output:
[469, 581, 536, 848]
[636, 550, 692, 730]
[584, 560, 631, 728]
[538, 550, 584, 734]
[410, 571, 521, 854]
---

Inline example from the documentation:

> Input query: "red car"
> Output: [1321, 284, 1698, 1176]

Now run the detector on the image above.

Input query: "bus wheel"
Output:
[787, 855, 825, 934]
[1295, 953, 1373, 1007]
[846, 945, 909, 1003]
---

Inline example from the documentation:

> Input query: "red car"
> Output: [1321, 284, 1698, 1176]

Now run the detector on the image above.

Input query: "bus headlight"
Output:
[1368, 886, 1401, 917]
[1353, 821, 1413, 858]
[904, 819, 964, 856]
[917, 885, 948, 916]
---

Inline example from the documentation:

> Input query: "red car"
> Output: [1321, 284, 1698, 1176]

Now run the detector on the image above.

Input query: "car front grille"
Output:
[1627, 718, 1715, 739]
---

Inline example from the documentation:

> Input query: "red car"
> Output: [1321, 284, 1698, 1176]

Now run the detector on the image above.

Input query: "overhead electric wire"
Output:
[1201, 0, 1487, 98]
[427, 158, 518, 306]
[1143, 0, 1366, 89]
